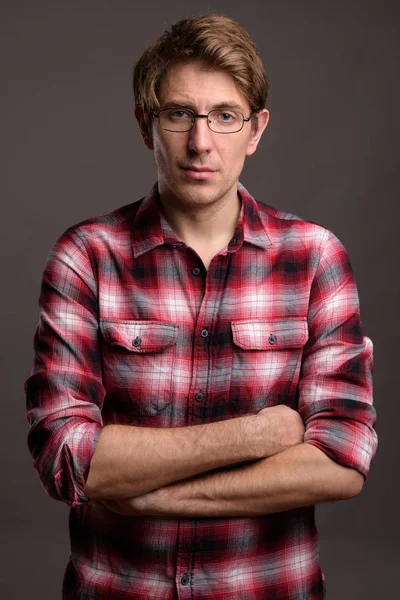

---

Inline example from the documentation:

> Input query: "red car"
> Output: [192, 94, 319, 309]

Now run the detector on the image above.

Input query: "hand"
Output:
[255, 405, 305, 457]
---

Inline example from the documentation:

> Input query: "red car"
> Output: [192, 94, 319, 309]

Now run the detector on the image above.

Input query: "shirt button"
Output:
[201, 329, 209, 338]
[195, 392, 204, 402]
[132, 336, 142, 347]
[192, 267, 201, 276]
[268, 334, 277, 345]
[181, 573, 189, 586]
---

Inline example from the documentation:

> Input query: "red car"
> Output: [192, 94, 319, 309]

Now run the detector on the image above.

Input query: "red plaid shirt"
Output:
[25, 182, 377, 599]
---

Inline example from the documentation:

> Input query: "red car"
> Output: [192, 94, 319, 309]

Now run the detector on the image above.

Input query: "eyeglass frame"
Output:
[151, 107, 253, 134]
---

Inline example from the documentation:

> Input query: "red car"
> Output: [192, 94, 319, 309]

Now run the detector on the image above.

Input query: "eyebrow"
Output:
[162, 100, 246, 113]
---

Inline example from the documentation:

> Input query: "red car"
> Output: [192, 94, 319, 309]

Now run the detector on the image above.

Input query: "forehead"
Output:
[157, 60, 249, 111]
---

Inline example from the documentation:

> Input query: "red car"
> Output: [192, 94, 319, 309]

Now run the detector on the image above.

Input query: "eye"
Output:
[212, 110, 240, 124]
[219, 112, 234, 121]
[167, 109, 192, 121]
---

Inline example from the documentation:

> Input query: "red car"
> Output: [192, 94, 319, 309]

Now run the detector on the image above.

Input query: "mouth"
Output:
[180, 165, 218, 180]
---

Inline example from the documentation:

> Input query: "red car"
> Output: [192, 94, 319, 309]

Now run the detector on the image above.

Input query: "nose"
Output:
[187, 117, 213, 155]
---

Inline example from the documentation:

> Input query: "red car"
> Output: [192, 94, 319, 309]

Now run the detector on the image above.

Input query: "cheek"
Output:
[154, 138, 179, 170]
[219, 135, 248, 160]
[224, 145, 248, 171]
[153, 142, 169, 172]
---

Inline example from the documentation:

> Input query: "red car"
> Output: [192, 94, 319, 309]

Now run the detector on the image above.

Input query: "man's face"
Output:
[135, 60, 269, 210]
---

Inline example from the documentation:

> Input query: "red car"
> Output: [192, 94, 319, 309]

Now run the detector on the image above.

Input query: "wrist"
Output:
[240, 414, 267, 461]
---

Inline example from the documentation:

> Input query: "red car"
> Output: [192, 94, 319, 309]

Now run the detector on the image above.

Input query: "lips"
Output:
[181, 166, 216, 172]
[180, 165, 217, 180]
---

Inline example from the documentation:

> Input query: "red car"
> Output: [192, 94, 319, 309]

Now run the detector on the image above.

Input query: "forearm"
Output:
[84, 415, 262, 500]
[103, 443, 364, 517]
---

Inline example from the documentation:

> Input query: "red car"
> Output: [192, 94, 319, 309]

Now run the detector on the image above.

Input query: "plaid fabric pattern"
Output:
[25, 182, 377, 599]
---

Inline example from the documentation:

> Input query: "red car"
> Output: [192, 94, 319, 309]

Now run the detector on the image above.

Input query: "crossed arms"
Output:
[85, 406, 365, 518]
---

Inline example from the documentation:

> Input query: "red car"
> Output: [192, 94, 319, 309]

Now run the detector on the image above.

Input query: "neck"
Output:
[159, 186, 241, 246]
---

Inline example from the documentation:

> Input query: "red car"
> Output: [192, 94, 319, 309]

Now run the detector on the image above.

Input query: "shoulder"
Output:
[71, 199, 143, 239]
[52, 199, 144, 251]
[252, 198, 353, 280]
[255, 198, 332, 248]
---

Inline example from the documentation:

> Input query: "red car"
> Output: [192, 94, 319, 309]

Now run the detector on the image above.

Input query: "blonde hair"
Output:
[132, 14, 268, 134]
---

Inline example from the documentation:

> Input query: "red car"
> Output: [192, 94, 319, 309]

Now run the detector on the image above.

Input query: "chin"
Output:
[177, 185, 221, 206]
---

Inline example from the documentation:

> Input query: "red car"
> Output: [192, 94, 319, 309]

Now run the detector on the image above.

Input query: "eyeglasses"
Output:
[152, 107, 252, 134]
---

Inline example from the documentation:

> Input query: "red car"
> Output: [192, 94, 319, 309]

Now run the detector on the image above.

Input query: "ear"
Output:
[245, 109, 269, 157]
[134, 105, 154, 150]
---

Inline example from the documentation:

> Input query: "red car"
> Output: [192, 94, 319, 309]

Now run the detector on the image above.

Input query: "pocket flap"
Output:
[100, 320, 179, 352]
[231, 319, 308, 350]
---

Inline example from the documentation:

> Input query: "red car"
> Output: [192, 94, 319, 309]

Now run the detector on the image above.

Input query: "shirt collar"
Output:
[235, 181, 272, 251]
[132, 181, 272, 258]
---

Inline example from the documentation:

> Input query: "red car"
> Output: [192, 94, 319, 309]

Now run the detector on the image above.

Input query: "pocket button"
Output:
[132, 336, 142, 347]
[268, 334, 277, 345]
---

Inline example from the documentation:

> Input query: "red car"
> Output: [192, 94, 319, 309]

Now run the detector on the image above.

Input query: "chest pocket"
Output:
[229, 318, 308, 414]
[100, 320, 179, 416]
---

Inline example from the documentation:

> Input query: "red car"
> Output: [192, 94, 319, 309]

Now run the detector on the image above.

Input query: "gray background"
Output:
[1, 0, 399, 597]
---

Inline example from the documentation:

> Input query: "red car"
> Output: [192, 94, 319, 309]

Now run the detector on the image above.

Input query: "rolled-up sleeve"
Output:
[299, 229, 377, 479]
[25, 227, 104, 507]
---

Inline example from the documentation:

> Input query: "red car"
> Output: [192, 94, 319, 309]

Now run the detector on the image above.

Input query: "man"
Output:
[25, 13, 377, 600]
